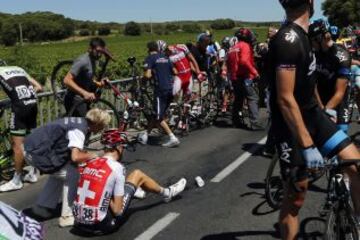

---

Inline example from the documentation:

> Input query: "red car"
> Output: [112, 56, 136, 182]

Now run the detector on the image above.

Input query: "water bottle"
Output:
[195, 176, 205, 187]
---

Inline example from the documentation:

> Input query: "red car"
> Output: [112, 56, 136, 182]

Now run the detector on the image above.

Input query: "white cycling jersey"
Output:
[73, 156, 126, 225]
[0, 201, 43, 240]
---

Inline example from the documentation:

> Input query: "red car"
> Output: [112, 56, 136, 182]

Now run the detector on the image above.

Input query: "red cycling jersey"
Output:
[73, 156, 125, 225]
[226, 41, 258, 81]
[168, 44, 192, 83]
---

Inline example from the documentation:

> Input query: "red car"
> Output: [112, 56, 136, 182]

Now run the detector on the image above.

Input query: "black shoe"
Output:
[250, 122, 265, 131]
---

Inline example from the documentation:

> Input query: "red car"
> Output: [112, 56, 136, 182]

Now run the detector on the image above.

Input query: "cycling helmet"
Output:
[197, 33, 211, 44]
[101, 129, 128, 149]
[309, 19, 329, 40]
[229, 36, 238, 47]
[234, 28, 253, 43]
[279, 0, 314, 17]
[205, 30, 213, 39]
[222, 37, 230, 47]
[156, 40, 167, 53]
[329, 26, 340, 41]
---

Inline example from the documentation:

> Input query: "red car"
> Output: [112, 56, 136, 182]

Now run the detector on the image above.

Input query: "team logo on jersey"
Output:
[308, 54, 316, 76]
[336, 51, 347, 62]
[284, 30, 297, 43]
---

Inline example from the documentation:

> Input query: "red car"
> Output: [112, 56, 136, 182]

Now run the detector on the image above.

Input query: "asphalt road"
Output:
[1, 110, 360, 240]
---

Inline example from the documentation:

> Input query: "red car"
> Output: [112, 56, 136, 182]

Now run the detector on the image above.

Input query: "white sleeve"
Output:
[113, 165, 126, 196]
[67, 129, 85, 149]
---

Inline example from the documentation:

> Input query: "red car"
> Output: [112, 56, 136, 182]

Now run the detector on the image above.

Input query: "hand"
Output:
[83, 91, 96, 101]
[325, 108, 337, 123]
[302, 146, 324, 169]
[221, 70, 227, 79]
[197, 72, 207, 82]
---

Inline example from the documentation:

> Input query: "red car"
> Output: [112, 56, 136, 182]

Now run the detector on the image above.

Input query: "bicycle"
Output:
[68, 57, 153, 150]
[264, 152, 325, 210]
[320, 159, 360, 240]
[50, 56, 111, 103]
[0, 101, 14, 182]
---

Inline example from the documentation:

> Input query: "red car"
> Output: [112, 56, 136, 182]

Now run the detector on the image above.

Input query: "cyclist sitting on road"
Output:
[23, 108, 111, 227]
[157, 40, 201, 102]
[268, 1, 360, 239]
[0, 66, 43, 192]
[310, 19, 352, 134]
[139, 41, 180, 148]
[227, 28, 262, 130]
[63, 37, 114, 117]
[73, 129, 187, 235]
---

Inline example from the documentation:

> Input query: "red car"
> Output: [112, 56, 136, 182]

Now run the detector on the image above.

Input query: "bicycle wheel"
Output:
[0, 133, 14, 182]
[51, 60, 73, 103]
[324, 203, 359, 240]
[265, 154, 283, 210]
[68, 98, 121, 151]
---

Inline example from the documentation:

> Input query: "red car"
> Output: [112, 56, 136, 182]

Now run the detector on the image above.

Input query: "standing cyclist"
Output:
[63, 37, 113, 117]
[0, 66, 43, 192]
[227, 28, 262, 130]
[140, 41, 180, 148]
[310, 19, 352, 133]
[268, 0, 360, 239]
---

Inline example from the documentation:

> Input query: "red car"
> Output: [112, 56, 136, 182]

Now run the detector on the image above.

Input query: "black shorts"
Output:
[153, 91, 173, 121]
[274, 106, 351, 182]
[10, 104, 37, 136]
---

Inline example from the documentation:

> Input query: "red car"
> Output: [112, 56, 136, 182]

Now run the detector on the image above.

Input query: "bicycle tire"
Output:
[67, 98, 121, 151]
[265, 154, 283, 210]
[324, 203, 359, 240]
[50, 60, 74, 103]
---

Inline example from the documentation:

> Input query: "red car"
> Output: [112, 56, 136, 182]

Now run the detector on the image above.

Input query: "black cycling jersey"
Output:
[315, 44, 351, 104]
[187, 43, 209, 73]
[267, 22, 318, 131]
[0, 66, 37, 109]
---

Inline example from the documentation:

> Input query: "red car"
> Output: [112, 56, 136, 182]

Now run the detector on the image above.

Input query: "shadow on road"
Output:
[242, 143, 265, 156]
[200, 223, 280, 240]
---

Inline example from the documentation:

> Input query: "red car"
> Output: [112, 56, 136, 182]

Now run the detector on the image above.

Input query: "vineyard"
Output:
[0, 27, 268, 99]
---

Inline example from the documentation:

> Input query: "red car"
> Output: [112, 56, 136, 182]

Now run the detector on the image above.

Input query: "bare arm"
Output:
[325, 78, 348, 109]
[314, 84, 324, 109]
[28, 77, 43, 92]
[70, 148, 97, 163]
[64, 72, 90, 98]
[276, 68, 313, 148]
[352, 59, 360, 66]
[187, 53, 201, 74]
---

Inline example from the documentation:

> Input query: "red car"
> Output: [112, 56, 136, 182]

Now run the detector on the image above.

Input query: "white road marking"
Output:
[134, 212, 180, 240]
[211, 136, 267, 183]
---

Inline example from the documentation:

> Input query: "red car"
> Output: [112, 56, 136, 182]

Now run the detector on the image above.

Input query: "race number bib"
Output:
[15, 85, 36, 100]
[73, 203, 100, 225]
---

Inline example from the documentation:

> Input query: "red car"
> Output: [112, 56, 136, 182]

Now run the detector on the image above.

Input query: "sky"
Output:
[0, 0, 325, 23]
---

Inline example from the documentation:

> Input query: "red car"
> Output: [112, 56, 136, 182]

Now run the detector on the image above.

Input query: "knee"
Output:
[285, 192, 306, 215]
[128, 169, 144, 182]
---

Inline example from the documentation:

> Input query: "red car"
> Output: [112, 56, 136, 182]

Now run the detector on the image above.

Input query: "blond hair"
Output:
[85, 108, 111, 126]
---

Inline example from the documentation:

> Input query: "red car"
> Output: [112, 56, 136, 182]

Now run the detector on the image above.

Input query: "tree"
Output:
[210, 19, 235, 30]
[98, 26, 111, 36]
[79, 29, 90, 36]
[0, 20, 18, 46]
[124, 21, 141, 36]
[182, 23, 203, 33]
[322, 0, 360, 28]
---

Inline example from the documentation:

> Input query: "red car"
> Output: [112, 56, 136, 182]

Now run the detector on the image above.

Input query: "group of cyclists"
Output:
[1, 0, 360, 239]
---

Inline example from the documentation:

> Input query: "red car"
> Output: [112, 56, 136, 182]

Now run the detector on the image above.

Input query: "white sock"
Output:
[12, 172, 22, 185]
[169, 133, 176, 140]
[160, 187, 170, 197]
